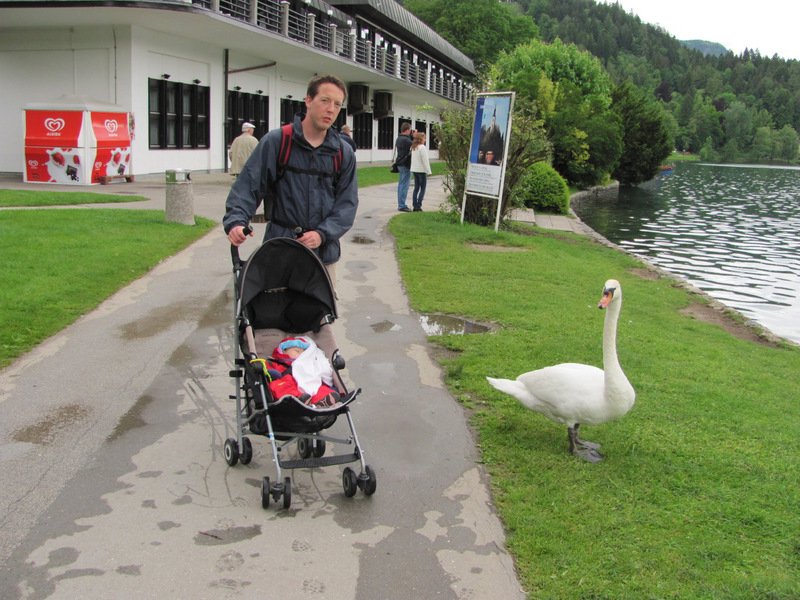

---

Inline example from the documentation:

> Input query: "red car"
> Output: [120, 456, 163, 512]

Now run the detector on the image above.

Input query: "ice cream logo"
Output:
[44, 118, 66, 134]
[28, 159, 40, 168]
[104, 119, 119, 135]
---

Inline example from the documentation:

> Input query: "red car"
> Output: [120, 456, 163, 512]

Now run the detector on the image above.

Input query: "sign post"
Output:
[461, 92, 515, 231]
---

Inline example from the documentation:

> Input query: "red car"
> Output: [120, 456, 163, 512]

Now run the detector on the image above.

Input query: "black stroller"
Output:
[226, 235, 376, 509]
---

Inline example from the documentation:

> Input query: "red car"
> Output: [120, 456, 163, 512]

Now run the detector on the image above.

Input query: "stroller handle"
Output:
[230, 225, 253, 266]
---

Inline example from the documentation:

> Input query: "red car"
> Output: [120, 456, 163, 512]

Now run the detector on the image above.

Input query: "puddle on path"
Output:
[370, 315, 493, 335]
[371, 320, 400, 333]
[107, 394, 154, 442]
[418, 314, 492, 336]
[350, 235, 375, 244]
[12, 403, 91, 445]
[194, 525, 262, 545]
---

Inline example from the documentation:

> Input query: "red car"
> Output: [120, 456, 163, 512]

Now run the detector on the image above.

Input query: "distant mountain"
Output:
[681, 39, 729, 57]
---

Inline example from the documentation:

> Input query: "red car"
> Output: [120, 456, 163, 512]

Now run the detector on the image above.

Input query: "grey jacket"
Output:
[223, 114, 358, 264]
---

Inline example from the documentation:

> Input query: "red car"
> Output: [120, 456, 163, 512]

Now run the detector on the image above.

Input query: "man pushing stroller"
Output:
[223, 74, 358, 290]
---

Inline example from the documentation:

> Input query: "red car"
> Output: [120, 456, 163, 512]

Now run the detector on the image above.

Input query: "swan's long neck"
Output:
[602, 295, 633, 410]
[602, 297, 622, 376]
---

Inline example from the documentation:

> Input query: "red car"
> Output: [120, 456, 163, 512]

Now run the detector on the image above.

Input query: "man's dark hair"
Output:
[400, 122, 412, 133]
[307, 75, 347, 100]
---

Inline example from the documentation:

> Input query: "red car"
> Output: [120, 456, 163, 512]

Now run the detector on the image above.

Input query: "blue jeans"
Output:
[412, 172, 427, 209]
[397, 166, 410, 209]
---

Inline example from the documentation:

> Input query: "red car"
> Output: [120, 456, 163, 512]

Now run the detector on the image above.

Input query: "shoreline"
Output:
[569, 184, 795, 348]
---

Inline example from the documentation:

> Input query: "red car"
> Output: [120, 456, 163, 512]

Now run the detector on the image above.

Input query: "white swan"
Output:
[486, 279, 635, 462]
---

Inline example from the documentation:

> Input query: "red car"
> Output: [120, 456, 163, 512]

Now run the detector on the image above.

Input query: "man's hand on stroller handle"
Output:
[296, 230, 322, 250]
[228, 225, 253, 246]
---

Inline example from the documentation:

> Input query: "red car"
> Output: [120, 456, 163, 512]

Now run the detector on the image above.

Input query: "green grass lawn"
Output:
[389, 212, 800, 599]
[0, 209, 214, 368]
[0, 188, 148, 207]
[356, 160, 447, 187]
[0, 162, 440, 368]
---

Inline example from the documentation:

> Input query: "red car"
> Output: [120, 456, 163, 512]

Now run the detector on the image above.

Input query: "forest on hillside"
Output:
[406, 0, 800, 165]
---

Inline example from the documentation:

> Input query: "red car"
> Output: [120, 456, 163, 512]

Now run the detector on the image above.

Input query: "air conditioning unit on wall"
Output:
[373, 91, 393, 119]
[348, 84, 369, 115]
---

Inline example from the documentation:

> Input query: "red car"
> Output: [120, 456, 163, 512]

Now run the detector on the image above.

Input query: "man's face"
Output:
[305, 83, 345, 133]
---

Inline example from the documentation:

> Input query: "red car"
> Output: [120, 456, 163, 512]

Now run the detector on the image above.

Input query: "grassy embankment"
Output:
[0, 191, 214, 368]
[388, 211, 799, 599]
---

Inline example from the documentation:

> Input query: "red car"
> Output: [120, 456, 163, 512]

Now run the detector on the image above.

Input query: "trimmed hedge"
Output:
[510, 162, 570, 214]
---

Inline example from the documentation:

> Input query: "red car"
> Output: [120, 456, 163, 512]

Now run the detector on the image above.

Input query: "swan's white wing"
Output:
[516, 364, 609, 425]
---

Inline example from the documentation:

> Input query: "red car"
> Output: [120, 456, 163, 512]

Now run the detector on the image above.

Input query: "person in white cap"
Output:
[229, 122, 258, 176]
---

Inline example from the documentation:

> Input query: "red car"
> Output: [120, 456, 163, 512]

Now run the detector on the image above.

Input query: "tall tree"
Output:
[490, 39, 619, 187]
[612, 81, 672, 186]
[404, 0, 538, 72]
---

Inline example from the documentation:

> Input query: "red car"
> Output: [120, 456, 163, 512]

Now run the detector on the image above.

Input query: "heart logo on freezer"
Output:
[44, 118, 66, 132]
[105, 120, 119, 134]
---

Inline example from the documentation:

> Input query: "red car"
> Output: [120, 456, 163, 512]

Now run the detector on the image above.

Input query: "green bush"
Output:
[510, 161, 570, 213]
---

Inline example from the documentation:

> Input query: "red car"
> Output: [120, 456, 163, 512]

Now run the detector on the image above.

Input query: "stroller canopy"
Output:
[239, 238, 337, 333]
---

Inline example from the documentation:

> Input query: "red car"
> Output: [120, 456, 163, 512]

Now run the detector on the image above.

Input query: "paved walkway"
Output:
[0, 173, 531, 599]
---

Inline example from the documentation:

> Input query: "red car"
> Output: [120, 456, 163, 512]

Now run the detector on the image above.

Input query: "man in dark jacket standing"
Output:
[223, 75, 358, 286]
[394, 122, 413, 212]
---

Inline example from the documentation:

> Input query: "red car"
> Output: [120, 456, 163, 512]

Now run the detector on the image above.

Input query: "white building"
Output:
[0, 0, 475, 179]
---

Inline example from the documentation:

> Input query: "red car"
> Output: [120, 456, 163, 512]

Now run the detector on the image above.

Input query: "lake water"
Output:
[571, 162, 800, 345]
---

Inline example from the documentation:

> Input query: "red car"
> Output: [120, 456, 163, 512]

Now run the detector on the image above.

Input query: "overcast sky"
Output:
[598, 0, 800, 60]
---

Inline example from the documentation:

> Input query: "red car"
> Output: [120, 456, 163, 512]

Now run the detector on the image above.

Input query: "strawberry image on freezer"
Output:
[46, 147, 83, 183]
[102, 147, 130, 177]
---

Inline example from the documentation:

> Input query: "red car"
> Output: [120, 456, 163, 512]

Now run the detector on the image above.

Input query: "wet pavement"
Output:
[0, 173, 529, 599]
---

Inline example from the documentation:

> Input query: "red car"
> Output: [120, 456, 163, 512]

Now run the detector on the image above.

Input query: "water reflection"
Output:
[573, 163, 800, 344]
[419, 314, 492, 336]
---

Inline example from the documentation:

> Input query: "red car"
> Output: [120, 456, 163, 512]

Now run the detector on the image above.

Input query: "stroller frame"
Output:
[226, 236, 376, 509]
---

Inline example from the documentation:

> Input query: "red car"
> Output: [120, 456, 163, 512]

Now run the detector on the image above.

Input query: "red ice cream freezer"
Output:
[23, 100, 133, 185]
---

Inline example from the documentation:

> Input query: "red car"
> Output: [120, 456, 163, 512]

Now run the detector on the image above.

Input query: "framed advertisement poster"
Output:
[462, 92, 515, 230]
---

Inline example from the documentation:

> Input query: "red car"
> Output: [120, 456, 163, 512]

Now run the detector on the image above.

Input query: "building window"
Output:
[352, 113, 373, 150]
[225, 90, 268, 145]
[148, 78, 210, 149]
[280, 99, 306, 124]
[377, 116, 395, 149]
[429, 122, 439, 150]
[333, 110, 347, 131]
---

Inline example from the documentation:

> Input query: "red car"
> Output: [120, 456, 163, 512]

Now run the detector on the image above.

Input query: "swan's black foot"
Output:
[568, 425, 603, 462]
[572, 446, 604, 463]
[575, 438, 601, 451]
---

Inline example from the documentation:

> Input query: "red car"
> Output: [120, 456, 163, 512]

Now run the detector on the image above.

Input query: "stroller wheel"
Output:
[240, 437, 253, 465]
[261, 477, 271, 509]
[223, 438, 239, 466]
[297, 437, 312, 459]
[283, 477, 292, 509]
[311, 438, 326, 458]
[359, 465, 377, 496]
[342, 467, 358, 497]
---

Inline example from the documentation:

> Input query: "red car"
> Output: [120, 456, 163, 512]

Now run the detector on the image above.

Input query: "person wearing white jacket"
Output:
[410, 132, 432, 211]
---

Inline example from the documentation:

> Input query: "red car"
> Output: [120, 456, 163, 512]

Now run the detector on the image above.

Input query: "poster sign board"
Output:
[462, 92, 515, 230]
[465, 93, 514, 198]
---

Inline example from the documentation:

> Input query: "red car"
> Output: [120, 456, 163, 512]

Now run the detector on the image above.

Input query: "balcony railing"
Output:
[201, 0, 472, 104]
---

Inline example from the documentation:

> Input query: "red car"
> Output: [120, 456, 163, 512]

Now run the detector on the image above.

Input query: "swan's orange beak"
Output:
[598, 289, 613, 309]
